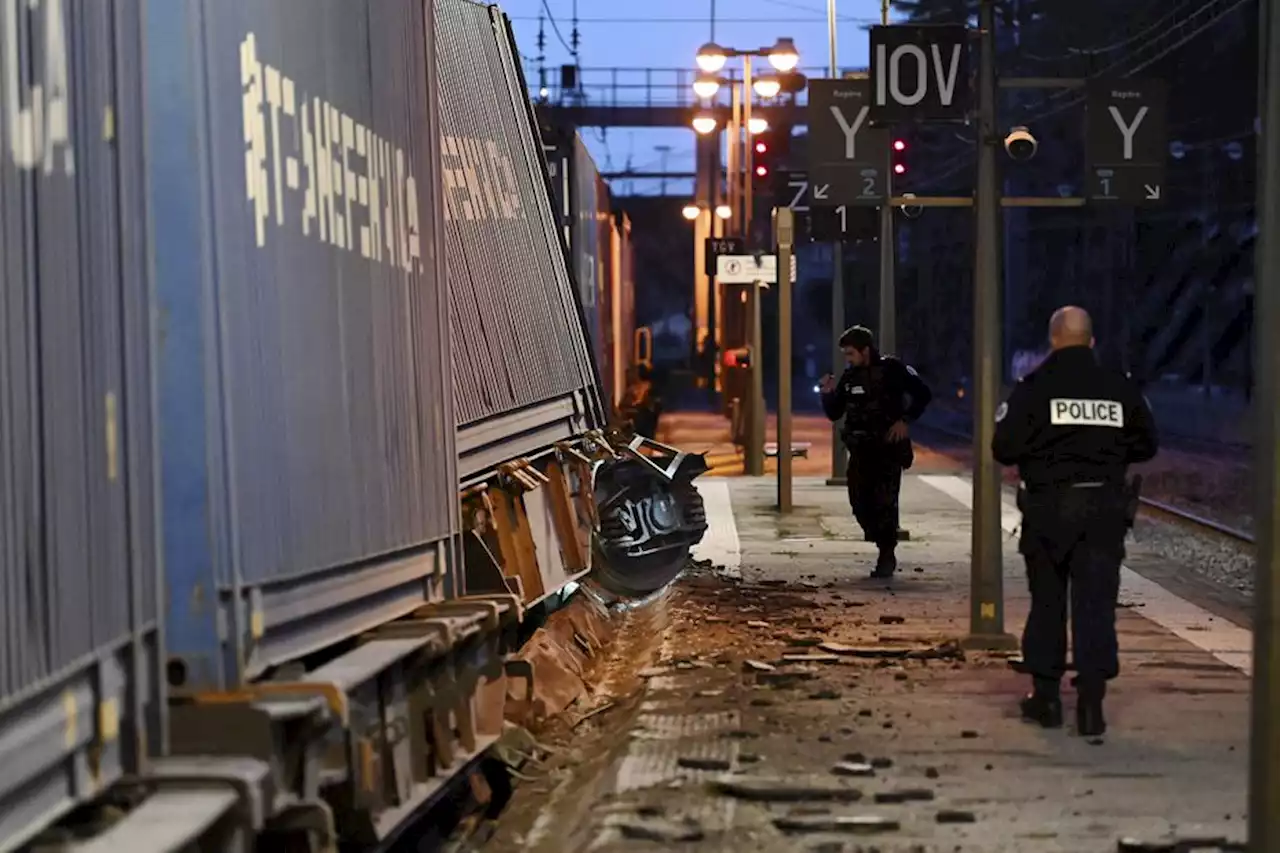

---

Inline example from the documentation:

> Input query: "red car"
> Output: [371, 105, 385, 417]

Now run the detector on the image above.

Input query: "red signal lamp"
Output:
[893, 139, 907, 151]
[755, 141, 768, 154]
[893, 163, 906, 175]
[755, 164, 769, 177]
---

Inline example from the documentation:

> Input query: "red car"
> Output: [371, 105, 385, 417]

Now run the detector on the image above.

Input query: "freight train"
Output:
[541, 128, 649, 414]
[0, 1, 705, 850]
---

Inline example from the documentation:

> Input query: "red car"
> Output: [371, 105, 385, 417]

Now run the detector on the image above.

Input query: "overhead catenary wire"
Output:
[538, 0, 574, 54]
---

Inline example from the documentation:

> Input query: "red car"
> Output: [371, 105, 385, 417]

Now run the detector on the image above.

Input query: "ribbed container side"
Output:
[0, 1, 162, 842]
[434, 0, 597, 428]
[0, 0, 158, 704]
[146, 0, 454, 684]
[572, 135, 604, 378]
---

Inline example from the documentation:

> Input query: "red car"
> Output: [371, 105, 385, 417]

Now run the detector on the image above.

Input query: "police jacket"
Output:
[821, 351, 932, 439]
[992, 345, 1158, 488]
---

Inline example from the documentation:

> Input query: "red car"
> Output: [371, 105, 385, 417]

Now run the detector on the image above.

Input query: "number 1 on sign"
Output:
[835, 205, 847, 232]
[1100, 177, 1112, 197]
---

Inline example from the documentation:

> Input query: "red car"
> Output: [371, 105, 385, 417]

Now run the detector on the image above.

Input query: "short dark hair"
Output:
[838, 325, 874, 350]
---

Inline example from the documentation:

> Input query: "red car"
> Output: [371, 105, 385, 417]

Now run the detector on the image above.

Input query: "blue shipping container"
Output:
[145, 0, 457, 690]
[0, 0, 164, 846]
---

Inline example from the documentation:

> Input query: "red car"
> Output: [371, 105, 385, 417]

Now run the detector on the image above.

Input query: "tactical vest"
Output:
[843, 362, 904, 434]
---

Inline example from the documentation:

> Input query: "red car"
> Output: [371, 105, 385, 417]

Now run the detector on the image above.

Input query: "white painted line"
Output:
[919, 474, 1253, 675]
[692, 479, 742, 579]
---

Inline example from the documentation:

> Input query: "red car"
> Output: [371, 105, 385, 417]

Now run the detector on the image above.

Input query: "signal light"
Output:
[756, 164, 769, 177]
[755, 141, 768, 154]
[893, 139, 907, 152]
[894, 163, 906, 175]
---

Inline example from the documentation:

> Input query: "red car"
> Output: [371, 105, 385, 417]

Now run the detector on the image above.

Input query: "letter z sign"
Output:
[868, 24, 970, 124]
[1085, 79, 1168, 206]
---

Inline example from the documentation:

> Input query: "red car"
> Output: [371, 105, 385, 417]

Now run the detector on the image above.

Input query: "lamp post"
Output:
[694, 38, 800, 242]
[692, 39, 800, 478]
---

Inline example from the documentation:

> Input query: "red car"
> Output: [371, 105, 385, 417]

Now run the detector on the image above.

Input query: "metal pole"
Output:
[744, 56, 754, 243]
[826, 0, 850, 487]
[965, 0, 1016, 649]
[877, 0, 895, 355]
[777, 208, 795, 510]
[746, 280, 766, 475]
[729, 85, 740, 235]
[1249, 0, 1280, 845]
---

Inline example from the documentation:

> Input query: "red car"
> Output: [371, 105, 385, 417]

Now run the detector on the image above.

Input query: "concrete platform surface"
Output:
[480, 476, 1251, 853]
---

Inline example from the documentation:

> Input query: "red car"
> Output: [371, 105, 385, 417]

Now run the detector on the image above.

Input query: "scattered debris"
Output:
[710, 777, 864, 803]
[773, 814, 902, 834]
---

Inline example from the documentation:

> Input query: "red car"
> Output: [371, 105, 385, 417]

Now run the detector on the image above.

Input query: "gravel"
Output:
[1127, 514, 1256, 597]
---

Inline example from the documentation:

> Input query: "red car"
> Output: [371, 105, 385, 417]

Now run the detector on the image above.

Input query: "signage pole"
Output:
[776, 208, 796, 510]
[877, 0, 896, 356]
[965, 0, 1015, 650]
[1249, 0, 1280, 845]
[746, 277, 766, 475]
[826, 0, 849, 487]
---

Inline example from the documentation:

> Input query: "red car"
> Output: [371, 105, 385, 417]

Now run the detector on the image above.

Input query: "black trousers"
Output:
[1019, 485, 1126, 689]
[845, 438, 909, 547]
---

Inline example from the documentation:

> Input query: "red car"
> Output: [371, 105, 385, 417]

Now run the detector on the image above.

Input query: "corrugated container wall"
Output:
[145, 0, 455, 690]
[571, 135, 603, 386]
[434, 0, 600, 450]
[1, 0, 163, 844]
[596, 176, 619, 407]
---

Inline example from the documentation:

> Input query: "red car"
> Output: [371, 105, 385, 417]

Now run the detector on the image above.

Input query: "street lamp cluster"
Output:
[689, 38, 801, 138]
[682, 203, 733, 221]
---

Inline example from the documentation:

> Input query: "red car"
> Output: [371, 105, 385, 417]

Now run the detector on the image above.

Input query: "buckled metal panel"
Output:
[146, 0, 455, 688]
[0, 0, 163, 846]
[433, 0, 600, 430]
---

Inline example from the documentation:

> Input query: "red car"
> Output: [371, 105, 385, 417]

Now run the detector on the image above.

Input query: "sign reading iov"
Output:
[868, 25, 970, 124]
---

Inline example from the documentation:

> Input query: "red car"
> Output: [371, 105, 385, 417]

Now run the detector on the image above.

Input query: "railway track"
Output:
[913, 418, 1256, 546]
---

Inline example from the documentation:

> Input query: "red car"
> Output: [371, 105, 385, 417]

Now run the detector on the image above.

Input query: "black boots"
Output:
[1020, 679, 1064, 728]
[870, 545, 897, 578]
[1076, 681, 1107, 738]
[1020, 678, 1106, 737]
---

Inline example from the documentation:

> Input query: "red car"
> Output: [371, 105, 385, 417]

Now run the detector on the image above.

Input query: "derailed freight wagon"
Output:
[0, 0, 705, 851]
[542, 128, 644, 416]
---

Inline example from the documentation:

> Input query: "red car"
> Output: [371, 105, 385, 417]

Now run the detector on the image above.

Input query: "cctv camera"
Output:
[1004, 126, 1038, 161]
[899, 192, 923, 220]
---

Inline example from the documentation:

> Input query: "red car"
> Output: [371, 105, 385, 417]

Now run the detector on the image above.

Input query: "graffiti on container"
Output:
[3, 0, 74, 175]
[240, 33, 422, 271]
[439, 135, 523, 223]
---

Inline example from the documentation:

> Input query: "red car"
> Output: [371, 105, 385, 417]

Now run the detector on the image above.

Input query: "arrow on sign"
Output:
[1144, 184, 1161, 200]
[813, 184, 831, 200]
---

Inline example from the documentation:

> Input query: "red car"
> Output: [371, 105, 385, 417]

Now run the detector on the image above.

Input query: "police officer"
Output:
[820, 325, 932, 578]
[992, 306, 1158, 737]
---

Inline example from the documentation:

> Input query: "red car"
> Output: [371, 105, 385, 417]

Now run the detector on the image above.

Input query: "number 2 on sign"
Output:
[862, 176, 876, 197]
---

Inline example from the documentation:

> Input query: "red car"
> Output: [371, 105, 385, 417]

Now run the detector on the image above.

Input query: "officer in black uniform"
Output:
[820, 325, 932, 578]
[992, 306, 1158, 737]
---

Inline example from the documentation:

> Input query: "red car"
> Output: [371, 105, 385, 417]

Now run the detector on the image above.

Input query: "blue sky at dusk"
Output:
[501, 0, 895, 196]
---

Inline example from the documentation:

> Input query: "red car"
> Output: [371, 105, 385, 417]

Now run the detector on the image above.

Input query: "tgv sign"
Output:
[868, 24, 970, 125]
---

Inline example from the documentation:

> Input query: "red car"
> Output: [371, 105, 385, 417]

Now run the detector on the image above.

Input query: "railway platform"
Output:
[476, 446, 1253, 852]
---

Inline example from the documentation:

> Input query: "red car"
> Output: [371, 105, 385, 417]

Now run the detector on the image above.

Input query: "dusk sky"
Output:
[501, 0, 899, 196]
